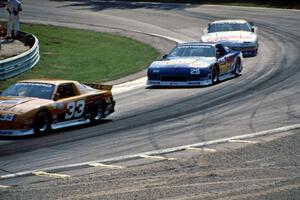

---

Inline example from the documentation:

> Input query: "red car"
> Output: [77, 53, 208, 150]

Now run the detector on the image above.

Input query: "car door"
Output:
[216, 44, 233, 74]
[55, 83, 87, 122]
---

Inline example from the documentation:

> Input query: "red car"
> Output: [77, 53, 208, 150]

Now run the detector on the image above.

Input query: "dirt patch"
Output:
[0, 39, 30, 60]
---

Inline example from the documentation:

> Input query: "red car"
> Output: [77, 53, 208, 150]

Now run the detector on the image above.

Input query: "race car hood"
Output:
[149, 57, 216, 69]
[0, 96, 52, 114]
[201, 31, 257, 43]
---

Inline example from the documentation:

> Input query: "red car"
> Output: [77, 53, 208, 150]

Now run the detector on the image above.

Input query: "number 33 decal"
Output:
[65, 100, 85, 120]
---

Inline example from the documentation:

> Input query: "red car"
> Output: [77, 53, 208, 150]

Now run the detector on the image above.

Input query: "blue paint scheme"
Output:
[147, 43, 243, 87]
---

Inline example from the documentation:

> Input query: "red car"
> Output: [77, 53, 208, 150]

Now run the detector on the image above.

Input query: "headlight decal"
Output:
[152, 69, 160, 73]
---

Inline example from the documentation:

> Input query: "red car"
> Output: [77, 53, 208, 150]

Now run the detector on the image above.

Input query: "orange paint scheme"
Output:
[0, 79, 115, 136]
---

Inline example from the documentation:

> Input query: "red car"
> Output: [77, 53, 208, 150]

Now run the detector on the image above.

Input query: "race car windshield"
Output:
[168, 46, 215, 57]
[208, 23, 251, 33]
[1, 83, 55, 100]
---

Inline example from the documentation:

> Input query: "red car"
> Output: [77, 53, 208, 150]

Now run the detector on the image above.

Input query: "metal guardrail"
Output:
[0, 32, 40, 80]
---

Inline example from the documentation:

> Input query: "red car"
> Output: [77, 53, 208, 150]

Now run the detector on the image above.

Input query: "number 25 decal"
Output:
[65, 100, 85, 120]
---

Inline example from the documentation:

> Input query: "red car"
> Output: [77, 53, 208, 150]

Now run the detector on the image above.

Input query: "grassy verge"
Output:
[0, 23, 158, 91]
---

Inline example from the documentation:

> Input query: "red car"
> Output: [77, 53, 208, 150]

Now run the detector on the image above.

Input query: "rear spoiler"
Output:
[86, 83, 113, 91]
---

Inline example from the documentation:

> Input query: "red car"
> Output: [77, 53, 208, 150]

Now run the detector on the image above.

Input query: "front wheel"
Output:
[234, 58, 242, 77]
[34, 110, 51, 136]
[211, 66, 219, 85]
[90, 100, 104, 124]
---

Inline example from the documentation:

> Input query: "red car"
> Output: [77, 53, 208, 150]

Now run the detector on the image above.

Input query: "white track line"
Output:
[1, 124, 300, 180]
[112, 77, 147, 95]
[0, 184, 10, 189]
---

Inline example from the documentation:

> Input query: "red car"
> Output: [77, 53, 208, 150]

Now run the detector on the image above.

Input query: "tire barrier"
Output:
[0, 32, 40, 80]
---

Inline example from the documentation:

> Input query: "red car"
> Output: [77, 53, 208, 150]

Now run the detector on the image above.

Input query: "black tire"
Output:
[234, 58, 242, 77]
[90, 100, 104, 124]
[211, 65, 219, 85]
[34, 110, 50, 136]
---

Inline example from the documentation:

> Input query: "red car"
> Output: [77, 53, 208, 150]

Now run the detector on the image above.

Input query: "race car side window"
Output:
[56, 84, 76, 99]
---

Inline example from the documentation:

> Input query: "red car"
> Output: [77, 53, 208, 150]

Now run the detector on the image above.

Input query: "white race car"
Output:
[201, 19, 258, 57]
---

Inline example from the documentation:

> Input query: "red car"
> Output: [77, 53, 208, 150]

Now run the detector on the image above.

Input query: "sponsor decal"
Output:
[0, 99, 25, 105]
[178, 45, 212, 49]
[205, 35, 253, 42]
[16, 83, 53, 88]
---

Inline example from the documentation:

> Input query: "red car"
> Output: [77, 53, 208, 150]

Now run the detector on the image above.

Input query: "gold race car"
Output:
[0, 79, 115, 136]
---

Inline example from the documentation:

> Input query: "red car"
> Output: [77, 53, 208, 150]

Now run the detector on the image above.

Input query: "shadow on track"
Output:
[50, 0, 195, 11]
[0, 119, 113, 141]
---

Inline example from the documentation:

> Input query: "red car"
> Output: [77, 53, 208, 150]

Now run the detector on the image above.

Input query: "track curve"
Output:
[0, 1, 299, 181]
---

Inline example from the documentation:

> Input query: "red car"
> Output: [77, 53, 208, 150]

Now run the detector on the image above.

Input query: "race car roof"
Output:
[210, 19, 248, 24]
[19, 79, 78, 86]
[178, 42, 216, 47]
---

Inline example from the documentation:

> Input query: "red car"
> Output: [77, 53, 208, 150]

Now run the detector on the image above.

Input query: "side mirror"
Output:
[251, 27, 255, 32]
[53, 93, 60, 101]
[162, 54, 168, 59]
[224, 46, 230, 52]
[216, 50, 221, 59]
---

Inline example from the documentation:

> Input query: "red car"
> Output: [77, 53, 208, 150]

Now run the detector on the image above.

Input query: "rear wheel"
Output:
[90, 100, 104, 124]
[211, 66, 219, 85]
[34, 110, 50, 136]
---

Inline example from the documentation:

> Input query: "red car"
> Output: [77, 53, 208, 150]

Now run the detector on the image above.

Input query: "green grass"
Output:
[0, 23, 158, 91]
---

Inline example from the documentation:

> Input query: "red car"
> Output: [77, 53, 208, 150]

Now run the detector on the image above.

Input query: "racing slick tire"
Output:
[234, 58, 242, 77]
[34, 110, 51, 136]
[90, 100, 104, 124]
[212, 65, 219, 85]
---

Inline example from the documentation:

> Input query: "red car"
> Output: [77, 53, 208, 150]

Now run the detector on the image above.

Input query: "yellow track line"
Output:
[88, 162, 124, 169]
[229, 139, 258, 144]
[186, 147, 217, 152]
[140, 155, 177, 161]
[32, 171, 70, 179]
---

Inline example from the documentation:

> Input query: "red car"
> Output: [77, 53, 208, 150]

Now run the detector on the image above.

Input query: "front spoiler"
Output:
[229, 46, 258, 57]
[147, 80, 212, 86]
[241, 50, 257, 57]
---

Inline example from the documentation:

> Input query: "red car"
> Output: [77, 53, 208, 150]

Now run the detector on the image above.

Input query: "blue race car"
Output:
[147, 42, 243, 86]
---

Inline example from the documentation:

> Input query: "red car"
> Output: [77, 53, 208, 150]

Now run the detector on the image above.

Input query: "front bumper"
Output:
[0, 129, 34, 136]
[104, 100, 115, 116]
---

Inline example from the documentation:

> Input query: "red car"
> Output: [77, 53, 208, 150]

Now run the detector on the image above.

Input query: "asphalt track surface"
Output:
[0, 1, 300, 199]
